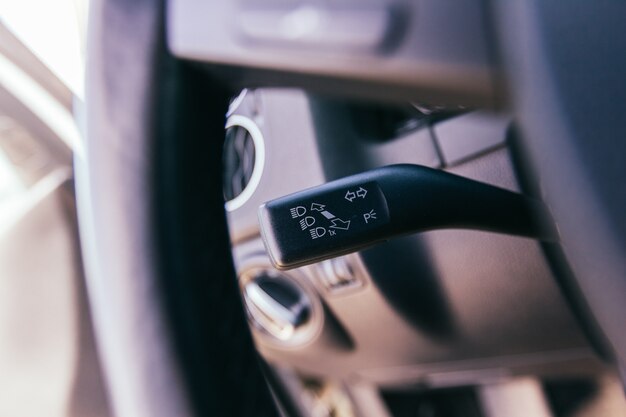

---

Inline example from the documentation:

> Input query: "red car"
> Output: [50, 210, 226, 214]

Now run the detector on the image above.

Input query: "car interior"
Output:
[0, 0, 625, 416]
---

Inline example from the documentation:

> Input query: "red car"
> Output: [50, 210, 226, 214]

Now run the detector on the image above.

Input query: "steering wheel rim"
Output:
[493, 0, 626, 375]
[77, 0, 280, 416]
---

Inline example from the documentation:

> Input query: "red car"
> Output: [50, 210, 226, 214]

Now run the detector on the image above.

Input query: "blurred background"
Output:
[0, 1, 111, 416]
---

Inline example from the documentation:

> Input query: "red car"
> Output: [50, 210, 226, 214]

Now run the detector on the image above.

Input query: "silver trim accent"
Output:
[243, 279, 309, 341]
[224, 115, 265, 212]
[226, 89, 248, 117]
[239, 262, 323, 348]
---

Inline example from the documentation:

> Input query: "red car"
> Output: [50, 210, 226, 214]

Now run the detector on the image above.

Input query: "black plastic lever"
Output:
[258, 164, 556, 270]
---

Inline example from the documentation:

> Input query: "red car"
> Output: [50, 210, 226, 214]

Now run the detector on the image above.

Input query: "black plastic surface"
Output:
[259, 164, 554, 269]
[260, 180, 391, 269]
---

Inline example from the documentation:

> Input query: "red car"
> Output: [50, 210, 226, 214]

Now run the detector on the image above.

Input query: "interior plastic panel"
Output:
[168, 0, 497, 105]
[432, 111, 511, 166]
[226, 89, 603, 386]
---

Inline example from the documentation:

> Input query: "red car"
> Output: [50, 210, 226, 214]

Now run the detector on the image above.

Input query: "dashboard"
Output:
[77, 1, 626, 416]
[223, 88, 611, 415]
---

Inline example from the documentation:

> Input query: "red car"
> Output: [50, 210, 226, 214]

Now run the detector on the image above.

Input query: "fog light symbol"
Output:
[300, 216, 316, 230]
[310, 227, 326, 239]
[290, 206, 306, 218]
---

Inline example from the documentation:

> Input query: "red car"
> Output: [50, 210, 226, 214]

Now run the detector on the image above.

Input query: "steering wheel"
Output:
[77, 0, 626, 416]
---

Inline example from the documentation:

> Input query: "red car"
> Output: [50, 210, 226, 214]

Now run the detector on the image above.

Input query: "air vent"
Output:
[223, 124, 255, 200]
[223, 116, 265, 211]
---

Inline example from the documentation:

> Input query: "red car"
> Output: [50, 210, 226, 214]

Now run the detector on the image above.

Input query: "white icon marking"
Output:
[320, 210, 336, 220]
[330, 218, 351, 231]
[290, 206, 306, 218]
[329, 230, 337, 236]
[311, 203, 325, 211]
[345, 187, 368, 202]
[299, 216, 316, 230]
[363, 209, 377, 224]
[310, 227, 326, 239]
